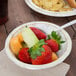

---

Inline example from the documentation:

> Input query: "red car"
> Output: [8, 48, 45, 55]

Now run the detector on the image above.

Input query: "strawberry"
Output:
[46, 31, 65, 52]
[18, 48, 31, 63]
[28, 39, 52, 65]
[31, 45, 52, 65]
[30, 27, 46, 40]
[45, 39, 59, 52]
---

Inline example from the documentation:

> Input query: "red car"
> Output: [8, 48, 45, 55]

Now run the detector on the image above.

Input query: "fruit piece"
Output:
[31, 45, 52, 65]
[52, 52, 58, 61]
[30, 27, 46, 40]
[17, 33, 23, 42]
[10, 37, 22, 55]
[46, 31, 65, 52]
[18, 48, 31, 63]
[22, 27, 39, 48]
[45, 39, 59, 52]
[28, 39, 46, 59]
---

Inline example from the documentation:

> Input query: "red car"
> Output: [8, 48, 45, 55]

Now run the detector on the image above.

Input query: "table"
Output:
[0, 0, 76, 76]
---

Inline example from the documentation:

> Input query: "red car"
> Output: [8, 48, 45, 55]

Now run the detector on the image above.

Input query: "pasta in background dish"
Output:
[32, 0, 72, 12]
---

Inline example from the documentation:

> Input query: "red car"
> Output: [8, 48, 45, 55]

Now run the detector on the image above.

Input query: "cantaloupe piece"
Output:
[10, 37, 22, 55]
[52, 52, 58, 61]
[17, 33, 23, 42]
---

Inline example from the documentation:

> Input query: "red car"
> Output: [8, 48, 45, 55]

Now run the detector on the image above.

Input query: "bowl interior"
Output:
[13, 23, 67, 57]
[5, 21, 72, 70]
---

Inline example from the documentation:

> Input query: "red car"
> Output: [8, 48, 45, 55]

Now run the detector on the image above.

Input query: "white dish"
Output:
[25, 0, 76, 17]
[5, 21, 72, 70]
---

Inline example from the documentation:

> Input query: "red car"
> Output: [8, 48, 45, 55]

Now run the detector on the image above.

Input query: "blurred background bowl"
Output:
[25, 0, 76, 17]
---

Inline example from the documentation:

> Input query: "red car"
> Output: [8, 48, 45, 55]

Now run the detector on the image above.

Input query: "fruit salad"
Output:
[10, 26, 65, 65]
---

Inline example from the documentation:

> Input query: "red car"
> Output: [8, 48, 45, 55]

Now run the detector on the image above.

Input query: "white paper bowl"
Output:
[5, 21, 72, 70]
[25, 0, 76, 17]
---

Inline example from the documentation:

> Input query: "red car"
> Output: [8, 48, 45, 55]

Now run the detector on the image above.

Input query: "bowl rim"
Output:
[25, 0, 76, 17]
[5, 21, 72, 70]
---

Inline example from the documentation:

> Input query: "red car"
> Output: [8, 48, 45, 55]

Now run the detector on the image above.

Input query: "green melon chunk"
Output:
[22, 27, 39, 48]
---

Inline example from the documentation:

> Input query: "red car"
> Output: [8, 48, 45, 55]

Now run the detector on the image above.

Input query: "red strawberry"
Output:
[32, 45, 52, 65]
[45, 39, 59, 52]
[18, 48, 31, 63]
[30, 27, 46, 40]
